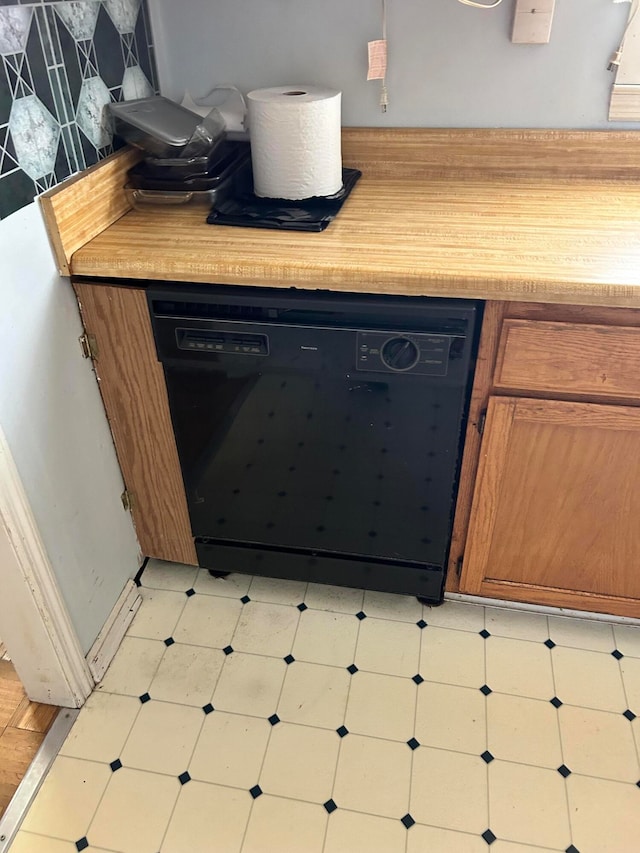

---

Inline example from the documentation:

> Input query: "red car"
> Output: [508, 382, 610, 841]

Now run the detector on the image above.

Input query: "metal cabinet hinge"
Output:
[121, 490, 136, 512]
[477, 409, 487, 437]
[79, 332, 99, 361]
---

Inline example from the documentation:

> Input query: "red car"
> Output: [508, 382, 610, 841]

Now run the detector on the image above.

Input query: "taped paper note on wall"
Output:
[367, 39, 387, 80]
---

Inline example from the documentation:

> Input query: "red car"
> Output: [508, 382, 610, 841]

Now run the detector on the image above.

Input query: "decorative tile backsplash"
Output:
[0, 0, 158, 220]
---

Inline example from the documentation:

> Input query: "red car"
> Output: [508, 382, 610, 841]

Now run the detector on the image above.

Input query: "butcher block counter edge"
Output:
[40, 127, 640, 308]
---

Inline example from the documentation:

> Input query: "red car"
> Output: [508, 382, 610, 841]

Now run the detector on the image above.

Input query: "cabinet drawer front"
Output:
[495, 319, 640, 401]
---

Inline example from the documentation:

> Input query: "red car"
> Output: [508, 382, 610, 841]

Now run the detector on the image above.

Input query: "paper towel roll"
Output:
[247, 86, 342, 200]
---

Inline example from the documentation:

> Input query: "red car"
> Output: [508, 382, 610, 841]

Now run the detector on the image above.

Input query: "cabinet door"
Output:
[74, 282, 197, 566]
[460, 396, 640, 614]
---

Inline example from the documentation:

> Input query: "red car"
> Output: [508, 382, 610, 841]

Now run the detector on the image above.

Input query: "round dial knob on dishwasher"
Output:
[381, 336, 420, 371]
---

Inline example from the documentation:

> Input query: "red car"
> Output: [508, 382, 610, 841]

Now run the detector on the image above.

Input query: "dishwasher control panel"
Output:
[176, 328, 269, 356]
[356, 331, 456, 376]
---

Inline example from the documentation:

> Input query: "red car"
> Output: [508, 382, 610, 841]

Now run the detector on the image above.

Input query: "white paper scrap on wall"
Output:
[367, 39, 388, 80]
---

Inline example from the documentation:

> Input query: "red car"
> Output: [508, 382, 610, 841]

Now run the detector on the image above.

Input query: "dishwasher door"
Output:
[148, 285, 478, 599]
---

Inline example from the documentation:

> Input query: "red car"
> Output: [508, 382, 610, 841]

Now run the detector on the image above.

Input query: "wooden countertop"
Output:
[43, 128, 640, 307]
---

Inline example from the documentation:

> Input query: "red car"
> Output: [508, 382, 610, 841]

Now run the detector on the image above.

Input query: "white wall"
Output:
[149, 0, 636, 129]
[0, 203, 141, 655]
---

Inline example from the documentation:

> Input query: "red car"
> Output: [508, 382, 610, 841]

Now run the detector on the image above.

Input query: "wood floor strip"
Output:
[0, 729, 46, 788]
[0, 664, 25, 730]
[8, 697, 59, 734]
[0, 659, 60, 821]
[0, 709, 78, 851]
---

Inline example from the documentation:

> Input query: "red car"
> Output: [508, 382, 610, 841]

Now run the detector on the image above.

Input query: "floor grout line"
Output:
[482, 603, 492, 837]
[239, 618, 305, 853]
[83, 586, 194, 847]
[548, 630, 576, 849]
[404, 603, 428, 853]
[320, 601, 369, 852]
[96, 652, 638, 716]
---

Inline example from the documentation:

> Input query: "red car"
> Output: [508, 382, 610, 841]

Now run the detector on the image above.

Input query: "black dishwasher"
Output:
[148, 284, 480, 602]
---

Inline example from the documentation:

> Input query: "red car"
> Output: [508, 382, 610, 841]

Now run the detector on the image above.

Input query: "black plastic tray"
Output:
[206, 167, 362, 232]
[128, 142, 250, 190]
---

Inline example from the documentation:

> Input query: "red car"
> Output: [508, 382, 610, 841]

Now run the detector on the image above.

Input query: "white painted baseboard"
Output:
[86, 580, 142, 682]
[0, 425, 93, 707]
[446, 591, 640, 626]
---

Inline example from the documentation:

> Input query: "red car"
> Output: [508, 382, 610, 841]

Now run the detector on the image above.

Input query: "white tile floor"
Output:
[10, 560, 640, 853]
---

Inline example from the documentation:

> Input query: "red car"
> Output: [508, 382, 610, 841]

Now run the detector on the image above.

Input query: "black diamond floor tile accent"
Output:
[481, 750, 494, 764]
[356, 611, 367, 620]
[75, 839, 89, 852]
[544, 639, 556, 649]
[241, 595, 251, 604]
[623, 709, 637, 722]
[557, 764, 572, 778]
[324, 799, 338, 814]
[223, 645, 234, 655]
[185, 588, 196, 597]
[550, 696, 563, 708]
[178, 771, 191, 785]
[347, 664, 358, 675]
[480, 685, 492, 696]
[416, 619, 427, 629]
[250, 784, 263, 799]
[479, 629, 491, 639]
[336, 725, 349, 738]
[401, 814, 415, 829]
[164, 637, 175, 647]
[202, 703, 214, 715]
[139, 692, 151, 704]
[482, 829, 497, 845]
[612, 649, 624, 660]
[566, 846, 581, 853]
[268, 714, 280, 726]
[297, 602, 308, 612]
[412, 674, 424, 685]
[109, 758, 122, 772]
[407, 737, 420, 750]
[284, 654, 295, 664]
[636, 781, 640, 788]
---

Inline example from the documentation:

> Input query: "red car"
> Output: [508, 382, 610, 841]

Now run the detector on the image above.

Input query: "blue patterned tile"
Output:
[75, 74, 111, 147]
[104, 0, 140, 35]
[121, 63, 150, 99]
[56, 1, 99, 41]
[0, 0, 157, 220]
[0, 6, 31, 55]
[9, 94, 59, 179]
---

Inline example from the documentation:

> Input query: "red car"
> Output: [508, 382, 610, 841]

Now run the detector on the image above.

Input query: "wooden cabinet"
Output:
[72, 279, 640, 616]
[74, 281, 197, 566]
[461, 396, 640, 614]
[455, 305, 640, 617]
[494, 319, 640, 402]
